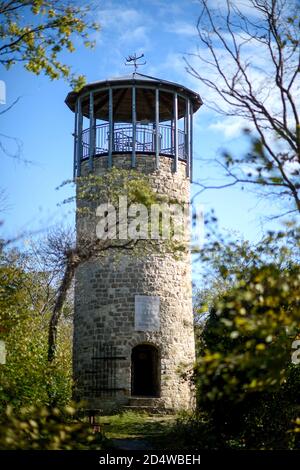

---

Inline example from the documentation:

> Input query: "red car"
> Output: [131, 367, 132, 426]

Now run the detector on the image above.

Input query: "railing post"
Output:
[171, 119, 174, 155]
[73, 100, 78, 180]
[108, 88, 113, 168]
[186, 98, 191, 178]
[132, 86, 136, 168]
[89, 92, 95, 171]
[76, 98, 83, 177]
[173, 92, 178, 172]
[155, 88, 160, 169]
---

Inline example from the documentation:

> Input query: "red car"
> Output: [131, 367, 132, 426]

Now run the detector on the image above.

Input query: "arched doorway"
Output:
[131, 344, 160, 397]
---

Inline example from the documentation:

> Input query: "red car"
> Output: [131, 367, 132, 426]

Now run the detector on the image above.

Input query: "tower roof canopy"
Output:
[65, 72, 202, 122]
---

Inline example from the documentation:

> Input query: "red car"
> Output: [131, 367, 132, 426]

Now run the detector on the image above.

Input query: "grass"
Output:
[99, 411, 179, 449]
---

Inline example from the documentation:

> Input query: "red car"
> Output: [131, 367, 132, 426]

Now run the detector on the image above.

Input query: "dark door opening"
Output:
[131, 344, 159, 397]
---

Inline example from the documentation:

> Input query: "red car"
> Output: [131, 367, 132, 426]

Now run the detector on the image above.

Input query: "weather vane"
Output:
[125, 53, 146, 72]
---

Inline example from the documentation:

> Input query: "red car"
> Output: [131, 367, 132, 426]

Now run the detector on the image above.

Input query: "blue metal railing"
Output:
[81, 123, 186, 160]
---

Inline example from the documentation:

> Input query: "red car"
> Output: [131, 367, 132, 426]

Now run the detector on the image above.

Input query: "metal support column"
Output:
[76, 98, 83, 177]
[190, 104, 193, 182]
[88, 92, 95, 171]
[173, 92, 178, 172]
[108, 88, 113, 168]
[132, 86, 136, 167]
[73, 101, 78, 180]
[186, 99, 191, 178]
[155, 88, 160, 169]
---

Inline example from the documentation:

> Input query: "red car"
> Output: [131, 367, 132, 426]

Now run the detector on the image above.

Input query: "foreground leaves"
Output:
[0, 1, 100, 88]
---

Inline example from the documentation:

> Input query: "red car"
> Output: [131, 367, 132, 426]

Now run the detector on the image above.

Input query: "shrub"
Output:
[195, 262, 300, 449]
[0, 404, 103, 450]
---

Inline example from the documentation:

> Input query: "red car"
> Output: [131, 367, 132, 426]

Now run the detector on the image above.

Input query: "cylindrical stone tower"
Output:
[65, 72, 202, 412]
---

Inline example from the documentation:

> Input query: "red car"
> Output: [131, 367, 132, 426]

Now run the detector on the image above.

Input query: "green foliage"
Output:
[75, 168, 159, 209]
[0, 404, 103, 450]
[168, 412, 223, 450]
[0, 1, 100, 88]
[0, 248, 72, 413]
[198, 263, 300, 396]
[194, 227, 300, 449]
[0, 251, 30, 331]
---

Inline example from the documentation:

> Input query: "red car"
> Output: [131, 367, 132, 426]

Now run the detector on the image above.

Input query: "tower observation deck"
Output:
[65, 72, 202, 179]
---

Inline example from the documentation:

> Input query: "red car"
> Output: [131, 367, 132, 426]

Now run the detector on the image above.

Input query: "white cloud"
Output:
[208, 119, 247, 138]
[95, 6, 153, 49]
[148, 0, 187, 17]
[164, 21, 198, 37]
[92, 4, 154, 74]
[205, 0, 262, 17]
[120, 26, 150, 45]
[99, 8, 144, 29]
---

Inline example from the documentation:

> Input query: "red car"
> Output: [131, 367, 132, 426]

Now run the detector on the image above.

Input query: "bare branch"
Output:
[186, 0, 300, 216]
[0, 95, 21, 115]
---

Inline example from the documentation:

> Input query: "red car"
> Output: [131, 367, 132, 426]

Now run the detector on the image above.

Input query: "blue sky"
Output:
[1, 0, 284, 246]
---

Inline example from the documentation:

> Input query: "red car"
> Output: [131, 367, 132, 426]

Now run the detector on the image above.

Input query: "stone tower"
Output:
[65, 72, 202, 412]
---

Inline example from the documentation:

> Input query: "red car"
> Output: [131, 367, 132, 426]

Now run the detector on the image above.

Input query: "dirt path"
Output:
[110, 438, 152, 451]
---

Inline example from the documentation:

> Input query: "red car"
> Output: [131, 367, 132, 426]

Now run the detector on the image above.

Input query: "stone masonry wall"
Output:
[73, 154, 195, 412]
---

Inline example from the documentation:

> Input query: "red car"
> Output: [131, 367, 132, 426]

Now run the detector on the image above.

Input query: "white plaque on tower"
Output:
[134, 295, 160, 331]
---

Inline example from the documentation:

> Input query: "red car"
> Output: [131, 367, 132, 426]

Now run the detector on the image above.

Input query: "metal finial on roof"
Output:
[125, 53, 146, 73]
